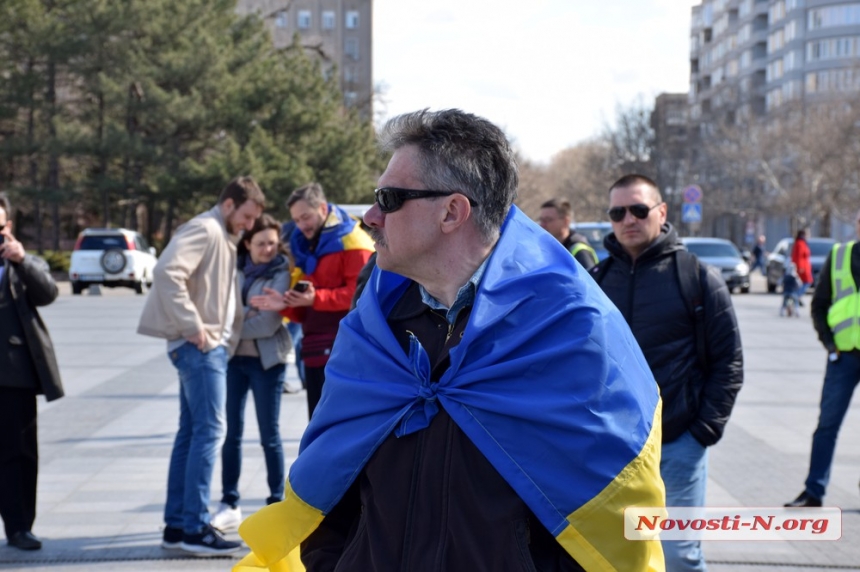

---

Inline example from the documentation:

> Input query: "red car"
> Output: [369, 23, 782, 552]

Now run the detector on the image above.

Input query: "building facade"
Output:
[236, 0, 373, 115]
[689, 0, 860, 128]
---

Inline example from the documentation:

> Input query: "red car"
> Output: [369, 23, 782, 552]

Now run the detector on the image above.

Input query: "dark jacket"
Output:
[593, 224, 743, 446]
[811, 244, 860, 352]
[301, 282, 582, 572]
[0, 255, 63, 401]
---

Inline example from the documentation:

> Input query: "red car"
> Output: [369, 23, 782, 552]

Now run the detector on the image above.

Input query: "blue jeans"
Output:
[661, 430, 708, 572]
[222, 356, 286, 505]
[164, 344, 228, 534]
[804, 352, 860, 499]
[286, 322, 305, 386]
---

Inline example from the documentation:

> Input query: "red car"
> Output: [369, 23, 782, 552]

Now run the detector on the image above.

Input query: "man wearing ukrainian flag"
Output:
[237, 109, 666, 572]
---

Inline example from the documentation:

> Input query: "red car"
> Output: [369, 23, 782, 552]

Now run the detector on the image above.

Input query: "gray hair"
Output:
[287, 182, 327, 209]
[378, 109, 518, 243]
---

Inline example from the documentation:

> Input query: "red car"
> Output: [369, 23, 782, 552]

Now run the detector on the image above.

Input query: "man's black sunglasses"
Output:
[607, 203, 662, 222]
[374, 187, 477, 214]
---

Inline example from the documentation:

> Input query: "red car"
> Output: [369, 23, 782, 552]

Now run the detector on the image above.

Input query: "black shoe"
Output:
[180, 524, 241, 556]
[8, 531, 42, 551]
[161, 526, 183, 549]
[784, 492, 822, 507]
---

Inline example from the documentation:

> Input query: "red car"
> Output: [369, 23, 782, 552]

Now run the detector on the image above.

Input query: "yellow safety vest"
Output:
[827, 241, 860, 351]
[570, 242, 599, 265]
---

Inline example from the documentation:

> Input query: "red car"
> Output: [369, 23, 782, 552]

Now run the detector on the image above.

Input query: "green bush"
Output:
[28, 250, 71, 273]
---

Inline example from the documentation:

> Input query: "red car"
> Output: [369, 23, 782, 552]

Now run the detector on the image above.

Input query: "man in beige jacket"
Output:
[138, 177, 264, 556]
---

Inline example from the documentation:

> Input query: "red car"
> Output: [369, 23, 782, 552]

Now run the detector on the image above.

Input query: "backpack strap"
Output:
[675, 250, 708, 371]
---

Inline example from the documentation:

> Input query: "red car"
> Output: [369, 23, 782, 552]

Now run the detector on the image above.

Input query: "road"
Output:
[1, 276, 858, 571]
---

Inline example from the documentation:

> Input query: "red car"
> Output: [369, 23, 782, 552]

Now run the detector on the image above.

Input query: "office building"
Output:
[236, 0, 373, 115]
[689, 0, 860, 128]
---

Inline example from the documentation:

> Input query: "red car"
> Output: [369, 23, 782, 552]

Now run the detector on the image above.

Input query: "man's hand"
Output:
[185, 331, 207, 351]
[0, 227, 26, 264]
[250, 287, 289, 312]
[283, 282, 315, 307]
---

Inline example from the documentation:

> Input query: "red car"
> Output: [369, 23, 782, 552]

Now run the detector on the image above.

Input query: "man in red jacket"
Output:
[254, 183, 373, 418]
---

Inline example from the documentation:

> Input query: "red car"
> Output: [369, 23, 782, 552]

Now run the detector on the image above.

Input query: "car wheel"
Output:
[100, 249, 127, 274]
[741, 286, 750, 294]
[767, 281, 776, 293]
[71, 281, 84, 295]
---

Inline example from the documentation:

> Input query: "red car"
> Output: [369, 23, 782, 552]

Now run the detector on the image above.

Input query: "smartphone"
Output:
[293, 280, 311, 293]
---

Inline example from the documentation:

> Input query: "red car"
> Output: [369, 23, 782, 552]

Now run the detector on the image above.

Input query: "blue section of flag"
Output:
[289, 206, 660, 536]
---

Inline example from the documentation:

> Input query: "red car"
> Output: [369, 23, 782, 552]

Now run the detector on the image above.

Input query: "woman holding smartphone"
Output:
[210, 214, 292, 533]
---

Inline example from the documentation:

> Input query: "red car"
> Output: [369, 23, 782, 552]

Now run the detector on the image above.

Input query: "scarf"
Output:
[235, 206, 665, 572]
[240, 254, 286, 303]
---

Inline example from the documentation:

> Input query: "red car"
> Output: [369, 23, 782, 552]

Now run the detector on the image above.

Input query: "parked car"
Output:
[766, 237, 836, 293]
[69, 228, 157, 295]
[681, 237, 751, 294]
[572, 221, 612, 261]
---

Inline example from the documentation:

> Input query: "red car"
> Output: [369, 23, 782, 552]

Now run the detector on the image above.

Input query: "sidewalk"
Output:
[1, 277, 859, 571]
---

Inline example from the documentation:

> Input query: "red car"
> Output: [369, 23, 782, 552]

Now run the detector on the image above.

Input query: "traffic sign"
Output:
[683, 185, 702, 203]
[682, 203, 702, 223]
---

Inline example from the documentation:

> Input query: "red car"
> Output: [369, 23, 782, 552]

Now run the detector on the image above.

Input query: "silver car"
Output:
[681, 237, 751, 294]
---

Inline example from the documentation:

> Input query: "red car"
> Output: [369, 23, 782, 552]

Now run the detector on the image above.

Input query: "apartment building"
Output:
[689, 0, 860, 128]
[236, 0, 373, 115]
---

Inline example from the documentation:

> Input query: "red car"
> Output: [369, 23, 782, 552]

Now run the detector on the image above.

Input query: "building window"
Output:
[768, 28, 785, 52]
[808, 4, 860, 30]
[345, 38, 359, 60]
[346, 11, 360, 29]
[769, 1, 786, 23]
[322, 11, 335, 30]
[275, 11, 288, 29]
[739, 0, 752, 18]
[784, 19, 797, 42]
[297, 10, 312, 30]
[344, 91, 358, 107]
[740, 49, 752, 69]
[806, 36, 860, 61]
[786, 0, 802, 10]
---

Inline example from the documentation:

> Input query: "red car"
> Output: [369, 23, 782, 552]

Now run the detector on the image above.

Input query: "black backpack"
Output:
[590, 250, 708, 371]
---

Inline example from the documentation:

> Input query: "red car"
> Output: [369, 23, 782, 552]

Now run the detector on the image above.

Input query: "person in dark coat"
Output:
[0, 193, 63, 551]
[591, 174, 743, 572]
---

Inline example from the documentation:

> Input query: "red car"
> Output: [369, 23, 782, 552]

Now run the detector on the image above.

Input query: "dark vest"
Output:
[0, 270, 39, 389]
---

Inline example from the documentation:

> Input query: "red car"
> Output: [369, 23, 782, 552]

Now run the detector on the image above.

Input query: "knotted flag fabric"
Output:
[235, 206, 665, 572]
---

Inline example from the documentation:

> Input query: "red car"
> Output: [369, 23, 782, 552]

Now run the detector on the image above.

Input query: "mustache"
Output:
[369, 229, 385, 244]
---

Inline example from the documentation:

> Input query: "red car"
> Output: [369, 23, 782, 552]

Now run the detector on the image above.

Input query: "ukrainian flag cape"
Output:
[236, 206, 665, 572]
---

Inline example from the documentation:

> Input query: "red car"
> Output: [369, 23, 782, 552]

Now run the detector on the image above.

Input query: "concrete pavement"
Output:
[1, 275, 859, 571]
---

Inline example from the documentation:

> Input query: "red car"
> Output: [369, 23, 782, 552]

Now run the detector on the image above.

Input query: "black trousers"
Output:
[0, 387, 38, 538]
[305, 366, 326, 419]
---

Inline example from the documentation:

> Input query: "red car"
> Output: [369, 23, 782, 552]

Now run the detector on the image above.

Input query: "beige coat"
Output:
[137, 206, 243, 354]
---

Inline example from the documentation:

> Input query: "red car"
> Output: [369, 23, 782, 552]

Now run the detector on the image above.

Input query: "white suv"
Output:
[69, 228, 158, 295]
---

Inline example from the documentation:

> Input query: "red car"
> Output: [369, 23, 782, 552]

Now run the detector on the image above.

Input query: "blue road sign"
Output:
[683, 185, 702, 203]
[682, 203, 702, 223]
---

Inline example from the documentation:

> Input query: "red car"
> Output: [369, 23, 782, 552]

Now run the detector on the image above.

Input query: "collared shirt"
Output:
[419, 257, 488, 325]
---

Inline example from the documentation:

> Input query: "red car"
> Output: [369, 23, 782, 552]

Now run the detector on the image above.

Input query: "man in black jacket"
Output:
[0, 194, 63, 551]
[591, 174, 743, 572]
[785, 209, 860, 508]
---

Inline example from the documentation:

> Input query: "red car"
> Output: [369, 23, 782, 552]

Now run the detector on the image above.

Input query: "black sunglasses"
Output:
[607, 203, 662, 222]
[374, 187, 477, 214]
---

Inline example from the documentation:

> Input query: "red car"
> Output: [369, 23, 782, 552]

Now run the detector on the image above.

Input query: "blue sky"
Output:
[373, 0, 699, 164]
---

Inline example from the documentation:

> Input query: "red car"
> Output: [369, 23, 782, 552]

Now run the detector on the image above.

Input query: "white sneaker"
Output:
[210, 503, 242, 532]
